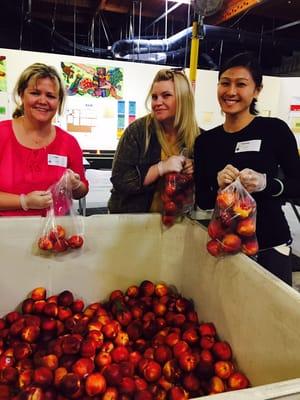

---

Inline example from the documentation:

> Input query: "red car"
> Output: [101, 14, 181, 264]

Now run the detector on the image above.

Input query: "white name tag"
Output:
[235, 140, 261, 153]
[48, 154, 68, 167]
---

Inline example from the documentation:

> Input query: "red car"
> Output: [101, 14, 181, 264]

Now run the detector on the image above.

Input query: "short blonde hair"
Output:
[145, 68, 199, 157]
[12, 63, 65, 118]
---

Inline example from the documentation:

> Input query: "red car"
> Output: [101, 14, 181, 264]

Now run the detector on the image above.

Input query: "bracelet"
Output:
[20, 194, 29, 211]
[272, 178, 284, 197]
[72, 180, 82, 191]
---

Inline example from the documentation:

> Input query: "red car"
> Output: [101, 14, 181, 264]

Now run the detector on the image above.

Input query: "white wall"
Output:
[277, 77, 300, 122]
[0, 47, 297, 150]
[1, 47, 157, 117]
[0, 48, 167, 150]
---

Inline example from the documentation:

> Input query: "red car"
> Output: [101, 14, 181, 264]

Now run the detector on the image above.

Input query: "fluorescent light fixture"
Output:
[168, 0, 191, 4]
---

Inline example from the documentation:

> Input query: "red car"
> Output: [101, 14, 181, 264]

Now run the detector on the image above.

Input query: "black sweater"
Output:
[194, 117, 300, 249]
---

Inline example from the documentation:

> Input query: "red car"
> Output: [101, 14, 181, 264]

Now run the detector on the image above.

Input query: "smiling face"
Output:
[21, 77, 60, 124]
[217, 66, 261, 118]
[151, 79, 177, 125]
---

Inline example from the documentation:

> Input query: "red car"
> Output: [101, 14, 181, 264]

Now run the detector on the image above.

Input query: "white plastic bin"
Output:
[1, 214, 300, 399]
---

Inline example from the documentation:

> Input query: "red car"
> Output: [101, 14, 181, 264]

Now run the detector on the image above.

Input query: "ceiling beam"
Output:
[95, 0, 129, 15]
[208, 0, 262, 25]
[99, 0, 109, 10]
[31, 11, 89, 24]
[93, 0, 159, 19]
[32, 0, 94, 8]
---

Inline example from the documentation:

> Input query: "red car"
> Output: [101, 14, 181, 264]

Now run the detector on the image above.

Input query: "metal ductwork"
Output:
[111, 1, 226, 62]
[111, 25, 251, 59]
[120, 47, 198, 64]
[120, 49, 186, 64]
[111, 27, 193, 57]
[117, 45, 217, 69]
[111, 24, 279, 60]
[21, 12, 300, 71]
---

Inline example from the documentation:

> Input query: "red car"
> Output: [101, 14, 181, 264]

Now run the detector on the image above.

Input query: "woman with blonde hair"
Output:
[108, 68, 200, 213]
[0, 63, 88, 216]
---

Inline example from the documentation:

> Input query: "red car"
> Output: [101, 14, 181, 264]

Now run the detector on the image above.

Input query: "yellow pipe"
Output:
[189, 20, 200, 92]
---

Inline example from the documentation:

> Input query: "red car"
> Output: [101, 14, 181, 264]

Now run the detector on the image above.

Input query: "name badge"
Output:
[48, 154, 68, 167]
[235, 140, 261, 153]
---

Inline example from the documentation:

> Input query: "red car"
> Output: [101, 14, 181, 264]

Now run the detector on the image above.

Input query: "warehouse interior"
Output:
[0, 1, 299, 263]
[1, 0, 300, 75]
[0, 1, 300, 397]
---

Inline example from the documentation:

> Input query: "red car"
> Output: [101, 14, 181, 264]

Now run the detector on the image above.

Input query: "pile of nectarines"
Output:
[38, 224, 84, 253]
[207, 190, 259, 257]
[0, 282, 250, 398]
[161, 173, 194, 227]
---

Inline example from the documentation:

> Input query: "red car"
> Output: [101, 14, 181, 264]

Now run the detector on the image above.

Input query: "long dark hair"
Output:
[218, 52, 263, 115]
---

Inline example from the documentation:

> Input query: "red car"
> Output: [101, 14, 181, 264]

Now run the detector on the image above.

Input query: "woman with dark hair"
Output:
[108, 68, 200, 213]
[194, 52, 300, 285]
[0, 63, 88, 216]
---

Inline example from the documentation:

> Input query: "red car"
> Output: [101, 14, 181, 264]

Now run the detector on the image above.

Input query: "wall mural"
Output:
[0, 56, 7, 92]
[60, 62, 123, 99]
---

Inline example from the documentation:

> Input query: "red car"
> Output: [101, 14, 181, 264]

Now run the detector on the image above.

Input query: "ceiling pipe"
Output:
[73, 0, 77, 56]
[21, 17, 300, 68]
[137, 1, 142, 59]
[265, 20, 300, 34]
[119, 46, 217, 68]
[51, 0, 57, 51]
[189, 15, 201, 90]
[184, 0, 192, 68]
[111, 27, 193, 56]
[111, 21, 300, 60]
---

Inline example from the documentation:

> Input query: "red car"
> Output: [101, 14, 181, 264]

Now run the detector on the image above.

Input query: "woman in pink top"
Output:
[0, 63, 88, 216]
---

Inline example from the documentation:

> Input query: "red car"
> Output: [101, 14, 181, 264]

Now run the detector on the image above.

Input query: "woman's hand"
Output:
[22, 191, 52, 210]
[217, 164, 240, 189]
[182, 158, 194, 175]
[239, 168, 266, 193]
[68, 169, 82, 191]
[157, 155, 185, 176]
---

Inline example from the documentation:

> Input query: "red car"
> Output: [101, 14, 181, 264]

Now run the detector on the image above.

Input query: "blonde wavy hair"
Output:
[12, 63, 65, 119]
[145, 68, 199, 157]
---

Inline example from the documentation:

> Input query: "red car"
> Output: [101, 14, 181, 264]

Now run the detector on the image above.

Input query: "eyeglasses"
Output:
[169, 67, 185, 74]
[165, 67, 186, 80]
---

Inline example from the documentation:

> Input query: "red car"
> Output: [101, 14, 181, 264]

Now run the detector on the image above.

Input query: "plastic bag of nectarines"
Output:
[35, 170, 85, 256]
[161, 172, 194, 228]
[207, 178, 258, 257]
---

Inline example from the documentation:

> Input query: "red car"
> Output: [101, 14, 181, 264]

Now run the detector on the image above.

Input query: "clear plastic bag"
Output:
[207, 178, 258, 257]
[36, 170, 84, 255]
[161, 172, 194, 227]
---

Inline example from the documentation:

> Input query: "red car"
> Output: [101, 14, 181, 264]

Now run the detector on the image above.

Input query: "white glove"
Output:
[239, 168, 266, 193]
[157, 155, 185, 176]
[217, 164, 240, 189]
[67, 169, 82, 191]
[20, 191, 52, 210]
